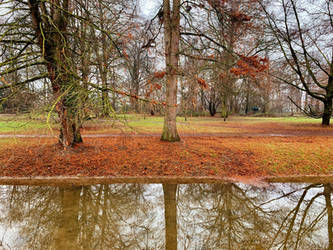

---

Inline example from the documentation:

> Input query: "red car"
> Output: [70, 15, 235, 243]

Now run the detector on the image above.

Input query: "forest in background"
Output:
[0, 0, 332, 147]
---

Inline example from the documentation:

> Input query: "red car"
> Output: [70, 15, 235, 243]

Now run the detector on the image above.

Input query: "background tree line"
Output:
[0, 0, 332, 147]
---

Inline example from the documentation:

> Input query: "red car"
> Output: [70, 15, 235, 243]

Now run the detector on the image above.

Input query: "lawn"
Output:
[0, 114, 332, 181]
[0, 113, 326, 135]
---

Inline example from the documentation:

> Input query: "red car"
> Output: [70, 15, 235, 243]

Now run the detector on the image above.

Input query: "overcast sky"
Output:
[138, 0, 162, 19]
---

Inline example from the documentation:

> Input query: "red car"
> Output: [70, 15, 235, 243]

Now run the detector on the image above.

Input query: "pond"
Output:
[0, 182, 332, 249]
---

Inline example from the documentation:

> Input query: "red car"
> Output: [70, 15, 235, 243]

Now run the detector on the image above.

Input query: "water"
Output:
[0, 183, 332, 249]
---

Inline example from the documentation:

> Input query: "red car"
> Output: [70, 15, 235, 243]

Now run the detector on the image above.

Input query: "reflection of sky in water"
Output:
[0, 186, 25, 249]
[0, 183, 332, 249]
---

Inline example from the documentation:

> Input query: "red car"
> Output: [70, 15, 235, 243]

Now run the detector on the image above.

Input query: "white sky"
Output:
[138, 0, 162, 19]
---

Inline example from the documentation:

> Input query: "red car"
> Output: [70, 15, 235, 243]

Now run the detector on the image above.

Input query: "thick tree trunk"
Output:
[161, 72, 180, 141]
[50, 62, 83, 148]
[161, 0, 180, 142]
[58, 104, 82, 147]
[28, 0, 83, 148]
[134, 83, 140, 113]
[322, 98, 332, 126]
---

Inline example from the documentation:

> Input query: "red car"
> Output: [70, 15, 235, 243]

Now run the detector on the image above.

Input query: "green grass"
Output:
[0, 113, 322, 135]
[232, 116, 319, 123]
[0, 120, 50, 131]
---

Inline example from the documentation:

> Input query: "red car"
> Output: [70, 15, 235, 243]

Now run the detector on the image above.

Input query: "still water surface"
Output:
[0, 183, 332, 249]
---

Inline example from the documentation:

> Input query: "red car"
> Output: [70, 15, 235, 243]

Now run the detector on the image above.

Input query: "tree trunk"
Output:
[28, 0, 83, 148]
[221, 94, 228, 121]
[209, 101, 216, 116]
[49, 58, 82, 148]
[100, 39, 110, 117]
[245, 81, 250, 115]
[161, 0, 180, 142]
[58, 103, 82, 147]
[322, 98, 332, 126]
[161, 75, 180, 141]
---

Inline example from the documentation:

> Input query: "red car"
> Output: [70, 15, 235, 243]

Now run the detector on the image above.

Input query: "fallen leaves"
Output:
[0, 136, 260, 178]
[1, 134, 332, 178]
[1, 117, 333, 179]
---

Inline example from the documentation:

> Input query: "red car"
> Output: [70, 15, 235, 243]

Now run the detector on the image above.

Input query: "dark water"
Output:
[0, 183, 332, 249]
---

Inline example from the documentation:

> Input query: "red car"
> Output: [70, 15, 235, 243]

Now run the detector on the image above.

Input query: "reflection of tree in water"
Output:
[163, 184, 178, 250]
[267, 184, 333, 250]
[0, 184, 164, 249]
[0, 183, 332, 249]
[178, 183, 273, 249]
[178, 183, 333, 250]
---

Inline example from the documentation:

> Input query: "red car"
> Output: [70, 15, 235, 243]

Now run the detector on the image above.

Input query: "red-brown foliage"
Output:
[230, 55, 269, 77]
[153, 71, 166, 79]
[145, 83, 162, 98]
[231, 10, 251, 22]
[197, 78, 208, 89]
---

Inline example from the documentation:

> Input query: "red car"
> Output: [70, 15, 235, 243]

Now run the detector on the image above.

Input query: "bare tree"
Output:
[0, 0, 128, 147]
[261, 0, 333, 125]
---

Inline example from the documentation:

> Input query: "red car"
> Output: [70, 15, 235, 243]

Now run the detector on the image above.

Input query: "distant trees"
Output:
[179, 0, 269, 119]
[0, 0, 332, 150]
[121, 22, 155, 113]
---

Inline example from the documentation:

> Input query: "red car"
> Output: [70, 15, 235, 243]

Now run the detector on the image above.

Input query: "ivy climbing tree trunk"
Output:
[161, 0, 180, 142]
[28, 0, 82, 148]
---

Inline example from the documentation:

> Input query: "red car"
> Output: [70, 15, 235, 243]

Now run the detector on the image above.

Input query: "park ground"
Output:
[0, 114, 333, 181]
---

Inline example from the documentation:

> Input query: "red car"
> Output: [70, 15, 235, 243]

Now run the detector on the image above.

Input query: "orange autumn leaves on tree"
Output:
[154, 71, 166, 79]
[230, 55, 269, 78]
[144, 71, 167, 106]
[145, 81, 162, 97]
[197, 77, 208, 89]
[145, 71, 165, 98]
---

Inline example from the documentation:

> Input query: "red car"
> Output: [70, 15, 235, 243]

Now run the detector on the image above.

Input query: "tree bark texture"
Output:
[28, 0, 82, 147]
[322, 98, 332, 126]
[322, 74, 333, 125]
[161, 0, 180, 142]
